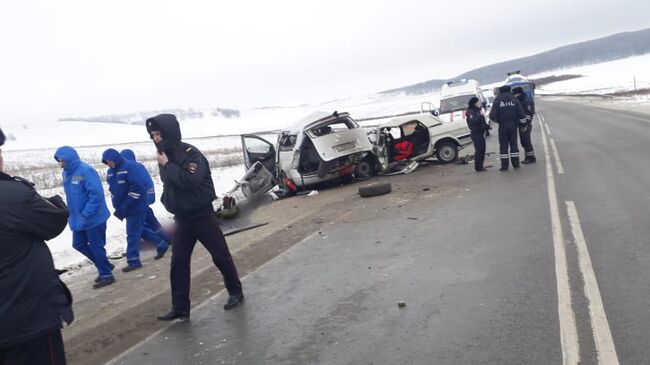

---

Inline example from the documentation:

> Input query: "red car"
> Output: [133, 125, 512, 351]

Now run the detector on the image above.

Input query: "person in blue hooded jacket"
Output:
[54, 146, 115, 289]
[102, 149, 168, 272]
[120, 149, 171, 244]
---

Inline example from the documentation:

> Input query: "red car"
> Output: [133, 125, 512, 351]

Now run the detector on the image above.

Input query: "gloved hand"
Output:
[113, 211, 124, 221]
[519, 126, 528, 133]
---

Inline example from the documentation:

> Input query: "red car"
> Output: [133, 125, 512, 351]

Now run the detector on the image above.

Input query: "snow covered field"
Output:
[534, 53, 650, 98]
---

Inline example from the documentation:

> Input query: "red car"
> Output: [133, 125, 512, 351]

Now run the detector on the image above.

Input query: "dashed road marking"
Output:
[550, 138, 565, 174]
[566, 201, 619, 365]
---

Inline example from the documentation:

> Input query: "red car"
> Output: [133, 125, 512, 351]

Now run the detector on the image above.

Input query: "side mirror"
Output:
[432, 109, 440, 117]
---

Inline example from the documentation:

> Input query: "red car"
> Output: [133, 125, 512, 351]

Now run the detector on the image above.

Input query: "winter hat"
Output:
[468, 96, 479, 107]
[512, 86, 524, 95]
[0, 128, 5, 147]
[499, 85, 511, 94]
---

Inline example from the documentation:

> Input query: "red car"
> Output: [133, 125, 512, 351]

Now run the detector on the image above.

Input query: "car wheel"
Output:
[436, 141, 458, 164]
[354, 157, 376, 181]
[359, 182, 392, 197]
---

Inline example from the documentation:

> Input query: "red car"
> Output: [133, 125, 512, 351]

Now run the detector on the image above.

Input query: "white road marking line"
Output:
[545, 123, 552, 135]
[550, 138, 565, 175]
[539, 112, 580, 365]
[566, 201, 619, 365]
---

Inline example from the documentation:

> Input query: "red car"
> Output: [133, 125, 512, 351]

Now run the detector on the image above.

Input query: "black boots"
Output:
[224, 294, 245, 310]
[156, 310, 190, 321]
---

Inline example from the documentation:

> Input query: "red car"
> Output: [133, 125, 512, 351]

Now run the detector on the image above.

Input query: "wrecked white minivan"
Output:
[239, 111, 374, 199]
[354, 112, 472, 177]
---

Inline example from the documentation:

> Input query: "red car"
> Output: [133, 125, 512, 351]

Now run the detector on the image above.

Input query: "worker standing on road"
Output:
[1, 129, 74, 364]
[120, 149, 172, 244]
[102, 149, 169, 272]
[466, 97, 490, 172]
[512, 87, 536, 164]
[146, 114, 244, 321]
[489, 85, 527, 171]
[54, 146, 116, 288]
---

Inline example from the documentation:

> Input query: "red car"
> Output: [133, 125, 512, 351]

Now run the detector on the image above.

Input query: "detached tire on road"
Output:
[359, 182, 392, 198]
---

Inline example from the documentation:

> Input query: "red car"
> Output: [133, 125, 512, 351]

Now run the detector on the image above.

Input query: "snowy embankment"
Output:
[533, 53, 650, 102]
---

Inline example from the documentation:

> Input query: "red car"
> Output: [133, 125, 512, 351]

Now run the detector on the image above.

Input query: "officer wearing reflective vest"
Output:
[146, 114, 243, 321]
[489, 85, 527, 171]
[512, 87, 536, 164]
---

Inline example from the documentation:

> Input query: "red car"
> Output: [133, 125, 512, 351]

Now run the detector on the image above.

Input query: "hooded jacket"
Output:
[102, 149, 148, 219]
[120, 149, 156, 205]
[146, 114, 216, 220]
[54, 146, 110, 231]
[0, 171, 74, 348]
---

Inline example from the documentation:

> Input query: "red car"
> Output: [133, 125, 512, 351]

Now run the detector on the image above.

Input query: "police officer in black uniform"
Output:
[0, 128, 74, 364]
[512, 87, 536, 164]
[466, 97, 489, 172]
[146, 114, 243, 321]
[489, 85, 527, 171]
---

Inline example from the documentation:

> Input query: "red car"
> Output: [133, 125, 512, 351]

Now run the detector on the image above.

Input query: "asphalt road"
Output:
[110, 99, 650, 365]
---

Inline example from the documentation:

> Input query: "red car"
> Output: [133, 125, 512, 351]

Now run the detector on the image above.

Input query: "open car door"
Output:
[240, 135, 278, 199]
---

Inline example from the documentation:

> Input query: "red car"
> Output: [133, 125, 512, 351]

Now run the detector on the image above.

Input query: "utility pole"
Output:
[634, 75, 637, 92]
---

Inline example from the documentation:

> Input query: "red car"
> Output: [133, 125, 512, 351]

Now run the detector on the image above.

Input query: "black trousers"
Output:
[498, 124, 519, 168]
[171, 213, 243, 313]
[0, 330, 66, 365]
[471, 132, 486, 170]
[519, 122, 536, 160]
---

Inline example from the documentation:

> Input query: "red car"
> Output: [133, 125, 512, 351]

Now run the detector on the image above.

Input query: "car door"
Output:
[240, 135, 278, 199]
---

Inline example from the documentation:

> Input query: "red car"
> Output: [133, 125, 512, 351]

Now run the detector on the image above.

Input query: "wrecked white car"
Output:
[239, 111, 374, 199]
[354, 112, 472, 177]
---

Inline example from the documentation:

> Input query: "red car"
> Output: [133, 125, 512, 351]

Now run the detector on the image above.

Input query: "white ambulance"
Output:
[438, 79, 488, 124]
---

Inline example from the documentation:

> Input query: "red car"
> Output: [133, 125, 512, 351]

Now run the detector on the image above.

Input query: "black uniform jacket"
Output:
[517, 93, 536, 124]
[0, 172, 73, 348]
[466, 107, 486, 135]
[489, 93, 527, 128]
[146, 114, 217, 221]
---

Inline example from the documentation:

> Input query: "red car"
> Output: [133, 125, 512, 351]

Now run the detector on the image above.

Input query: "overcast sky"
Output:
[1, 0, 649, 124]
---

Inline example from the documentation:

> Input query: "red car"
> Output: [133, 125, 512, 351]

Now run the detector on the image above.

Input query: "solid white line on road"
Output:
[539, 112, 580, 365]
[545, 123, 552, 135]
[566, 201, 619, 365]
[550, 138, 565, 175]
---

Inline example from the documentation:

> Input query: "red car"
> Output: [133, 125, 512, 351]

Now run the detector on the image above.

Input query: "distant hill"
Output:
[382, 27, 650, 94]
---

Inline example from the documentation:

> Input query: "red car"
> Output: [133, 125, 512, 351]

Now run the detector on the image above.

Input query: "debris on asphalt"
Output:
[223, 222, 269, 237]
[147, 275, 156, 280]
[398, 301, 406, 308]
[422, 187, 430, 191]
[307, 190, 319, 197]
[407, 217, 418, 221]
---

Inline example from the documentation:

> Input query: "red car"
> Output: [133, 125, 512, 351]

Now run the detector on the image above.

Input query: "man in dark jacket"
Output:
[120, 149, 171, 244]
[1, 129, 74, 364]
[489, 85, 527, 171]
[55, 146, 115, 288]
[146, 114, 243, 321]
[512, 87, 536, 164]
[466, 97, 490, 172]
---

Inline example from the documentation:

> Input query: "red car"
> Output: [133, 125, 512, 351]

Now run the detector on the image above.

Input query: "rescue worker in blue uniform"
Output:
[512, 87, 536, 164]
[54, 146, 115, 288]
[466, 97, 490, 172]
[489, 85, 527, 171]
[101, 149, 169, 273]
[120, 149, 171, 243]
[146, 114, 243, 321]
[1, 129, 74, 364]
